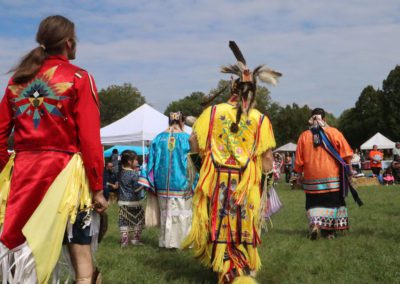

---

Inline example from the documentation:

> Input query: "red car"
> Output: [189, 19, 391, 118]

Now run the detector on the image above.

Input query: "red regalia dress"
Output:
[0, 55, 103, 283]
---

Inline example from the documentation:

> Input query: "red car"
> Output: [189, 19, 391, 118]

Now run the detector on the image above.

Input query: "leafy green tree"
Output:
[325, 112, 338, 127]
[338, 108, 363, 148]
[339, 85, 386, 147]
[382, 65, 400, 140]
[272, 103, 311, 146]
[98, 83, 146, 127]
[338, 65, 400, 147]
[164, 80, 275, 117]
[164, 92, 206, 117]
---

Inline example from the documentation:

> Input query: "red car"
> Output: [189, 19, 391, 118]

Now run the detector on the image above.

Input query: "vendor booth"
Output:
[100, 103, 192, 161]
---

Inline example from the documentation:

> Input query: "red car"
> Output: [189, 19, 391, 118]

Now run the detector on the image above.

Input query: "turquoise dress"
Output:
[139, 131, 192, 198]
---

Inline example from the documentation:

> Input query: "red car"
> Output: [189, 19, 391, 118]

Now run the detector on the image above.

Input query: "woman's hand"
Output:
[92, 190, 109, 213]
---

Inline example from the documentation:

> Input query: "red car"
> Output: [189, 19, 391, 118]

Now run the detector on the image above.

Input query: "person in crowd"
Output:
[351, 148, 362, 174]
[103, 161, 118, 201]
[0, 15, 107, 283]
[139, 111, 193, 249]
[382, 167, 394, 185]
[369, 145, 383, 176]
[182, 41, 280, 283]
[111, 148, 119, 174]
[295, 108, 357, 240]
[118, 150, 145, 247]
[393, 142, 400, 160]
[284, 152, 293, 183]
[391, 156, 400, 184]
[273, 153, 283, 184]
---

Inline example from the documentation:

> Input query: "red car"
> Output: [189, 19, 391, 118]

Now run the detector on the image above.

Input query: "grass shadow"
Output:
[274, 228, 307, 237]
[140, 248, 216, 283]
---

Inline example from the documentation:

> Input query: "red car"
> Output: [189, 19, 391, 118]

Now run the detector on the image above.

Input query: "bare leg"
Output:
[68, 244, 93, 284]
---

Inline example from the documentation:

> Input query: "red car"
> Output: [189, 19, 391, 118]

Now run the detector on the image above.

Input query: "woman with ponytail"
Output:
[11, 15, 76, 84]
[0, 15, 107, 284]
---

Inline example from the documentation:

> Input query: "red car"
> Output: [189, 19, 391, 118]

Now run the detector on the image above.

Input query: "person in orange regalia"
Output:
[294, 108, 355, 240]
[369, 145, 383, 176]
[182, 41, 281, 284]
[0, 15, 108, 283]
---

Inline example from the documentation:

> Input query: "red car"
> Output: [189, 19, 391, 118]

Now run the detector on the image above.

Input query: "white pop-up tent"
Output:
[101, 103, 192, 148]
[273, 142, 297, 153]
[360, 132, 395, 150]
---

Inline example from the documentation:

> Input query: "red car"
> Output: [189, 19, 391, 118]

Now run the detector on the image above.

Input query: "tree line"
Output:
[338, 66, 400, 147]
[98, 65, 400, 148]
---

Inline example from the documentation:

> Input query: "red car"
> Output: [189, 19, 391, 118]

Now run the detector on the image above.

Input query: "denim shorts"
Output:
[63, 211, 92, 245]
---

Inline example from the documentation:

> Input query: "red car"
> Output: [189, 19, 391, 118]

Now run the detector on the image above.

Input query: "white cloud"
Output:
[0, 0, 399, 115]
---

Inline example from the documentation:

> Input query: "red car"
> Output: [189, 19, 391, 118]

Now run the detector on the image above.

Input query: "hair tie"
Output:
[39, 44, 46, 50]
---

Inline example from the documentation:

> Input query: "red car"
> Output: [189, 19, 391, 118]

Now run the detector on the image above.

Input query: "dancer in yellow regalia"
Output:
[182, 41, 281, 283]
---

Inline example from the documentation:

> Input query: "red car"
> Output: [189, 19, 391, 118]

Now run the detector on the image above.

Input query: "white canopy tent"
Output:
[273, 142, 297, 153]
[360, 132, 395, 150]
[101, 104, 192, 160]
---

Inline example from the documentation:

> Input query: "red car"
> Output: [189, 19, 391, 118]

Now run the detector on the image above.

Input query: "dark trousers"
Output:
[352, 164, 361, 173]
[371, 167, 381, 176]
[285, 165, 292, 183]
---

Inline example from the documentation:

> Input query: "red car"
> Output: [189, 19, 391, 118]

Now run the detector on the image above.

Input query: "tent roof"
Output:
[273, 142, 297, 152]
[104, 145, 148, 158]
[360, 132, 395, 150]
[101, 103, 192, 145]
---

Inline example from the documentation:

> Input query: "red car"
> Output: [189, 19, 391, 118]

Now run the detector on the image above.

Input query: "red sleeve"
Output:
[294, 133, 304, 173]
[0, 90, 14, 171]
[73, 71, 104, 191]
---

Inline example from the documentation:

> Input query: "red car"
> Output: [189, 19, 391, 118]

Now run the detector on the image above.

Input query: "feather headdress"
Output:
[220, 41, 282, 132]
[221, 41, 282, 87]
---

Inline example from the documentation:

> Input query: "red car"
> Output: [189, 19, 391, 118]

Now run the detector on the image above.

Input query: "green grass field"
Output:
[96, 184, 400, 284]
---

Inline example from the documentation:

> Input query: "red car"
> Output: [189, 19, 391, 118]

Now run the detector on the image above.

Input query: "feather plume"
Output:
[221, 64, 242, 76]
[254, 65, 282, 86]
[237, 61, 247, 71]
[229, 41, 246, 65]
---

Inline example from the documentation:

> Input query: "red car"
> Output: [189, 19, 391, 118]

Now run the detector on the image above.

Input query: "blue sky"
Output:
[1, 0, 399, 116]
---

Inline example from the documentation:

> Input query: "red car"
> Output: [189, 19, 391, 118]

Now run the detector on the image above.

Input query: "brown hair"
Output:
[120, 150, 138, 166]
[11, 15, 75, 84]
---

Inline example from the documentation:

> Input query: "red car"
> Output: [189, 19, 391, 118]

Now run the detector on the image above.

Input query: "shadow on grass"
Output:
[274, 228, 307, 237]
[141, 228, 159, 248]
[140, 248, 216, 283]
[351, 227, 400, 241]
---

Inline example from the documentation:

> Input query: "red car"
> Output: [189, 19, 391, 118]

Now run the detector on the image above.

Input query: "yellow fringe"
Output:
[193, 106, 212, 152]
[217, 260, 231, 283]
[57, 153, 92, 224]
[210, 243, 227, 272]
[232, 276, 258, 284]
[233, 158, 262, 206]
[255, 115, 276, 156]
[195, 153, 217, 198]
[246, 245, 261, 271]
[0, 153, 15, 225]
[22, 154, 92, 284]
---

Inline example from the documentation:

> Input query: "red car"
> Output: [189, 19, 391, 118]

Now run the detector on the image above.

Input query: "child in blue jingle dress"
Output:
[118, 150, 145, 247]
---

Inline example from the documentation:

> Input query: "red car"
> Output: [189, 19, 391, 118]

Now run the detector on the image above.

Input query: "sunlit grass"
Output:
[96, 183, 400, 283]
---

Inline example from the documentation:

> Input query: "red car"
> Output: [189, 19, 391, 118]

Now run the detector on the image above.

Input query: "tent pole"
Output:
[142, 139, 145, 165]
